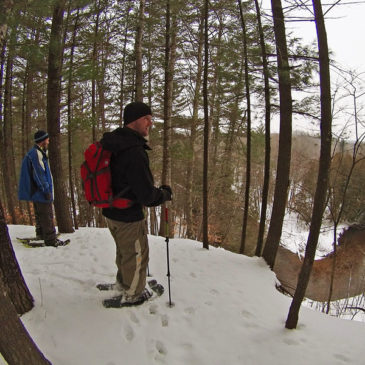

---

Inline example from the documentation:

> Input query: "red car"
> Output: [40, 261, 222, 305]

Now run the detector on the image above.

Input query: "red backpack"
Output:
[80, 141, 132, 208]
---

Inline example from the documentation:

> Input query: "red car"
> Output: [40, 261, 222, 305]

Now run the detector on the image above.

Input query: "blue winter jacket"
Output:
[18, 145, 54, 203]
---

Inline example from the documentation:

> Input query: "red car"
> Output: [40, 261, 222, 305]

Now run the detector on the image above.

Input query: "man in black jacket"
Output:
[100, 101, 172, 305]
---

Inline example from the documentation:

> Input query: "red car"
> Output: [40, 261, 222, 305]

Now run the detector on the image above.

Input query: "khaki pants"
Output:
[106, 218, 149, 297]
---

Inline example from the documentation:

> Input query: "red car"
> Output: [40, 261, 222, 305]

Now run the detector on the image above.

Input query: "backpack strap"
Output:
[112, 186, 133, 208]
[114, 185, 131, 199]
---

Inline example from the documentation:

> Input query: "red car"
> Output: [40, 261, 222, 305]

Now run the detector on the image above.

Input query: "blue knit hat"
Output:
[34, 130, 49, 143]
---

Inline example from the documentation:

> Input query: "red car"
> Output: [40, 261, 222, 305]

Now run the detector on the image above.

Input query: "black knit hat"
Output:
[34, 130, 49, 143]
[123, 102, 152, 126]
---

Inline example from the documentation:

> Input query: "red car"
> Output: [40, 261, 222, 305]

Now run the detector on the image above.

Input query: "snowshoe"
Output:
[96, 283, 122, 291]
[148, 279, 164, 296]
[17, 237, 70, 248]
[103, 288, 152, 308]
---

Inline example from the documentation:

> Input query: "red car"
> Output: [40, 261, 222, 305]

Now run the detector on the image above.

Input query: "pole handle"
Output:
[165, 206, 169, 222]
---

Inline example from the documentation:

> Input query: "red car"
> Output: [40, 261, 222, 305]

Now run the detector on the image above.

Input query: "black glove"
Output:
[45, 193, 52, 201]
[160, 185, 172, 201]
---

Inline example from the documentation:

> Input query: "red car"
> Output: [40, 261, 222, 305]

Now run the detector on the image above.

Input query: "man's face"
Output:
[128, 115, 153, 137]
[39, 138, 50, 149]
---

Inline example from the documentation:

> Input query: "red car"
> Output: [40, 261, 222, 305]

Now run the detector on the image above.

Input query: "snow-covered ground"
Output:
[2, 224, 365, 365]
[280, 213, 339, 258]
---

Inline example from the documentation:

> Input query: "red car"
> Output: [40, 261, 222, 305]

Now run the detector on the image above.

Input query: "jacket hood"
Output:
[100, 127, 150, 153]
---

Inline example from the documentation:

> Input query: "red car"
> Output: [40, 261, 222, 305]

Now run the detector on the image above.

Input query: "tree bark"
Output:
[66, 6, 80, 230]
[159, 0, 177, 237]
[238, 0, 251, 255]
[95, 3, 111, 136]
[286, 0, 332, 329]
[119, 1, 133, 119]
[91, 0, 101, 142]
[2, 26, 18, 224]
[254, 0, 271, 257]
[0, 278, 51, 365]
[47, 0, 74, 233]
[262, 0, 292, 268]
[0, 1, 34, 318]
[135, 0, 145, 102]
[0, 198, 34, 315]
[186, 7, 204, 239]
[202, 0, 209, 249]
[23, 24, 41, 153]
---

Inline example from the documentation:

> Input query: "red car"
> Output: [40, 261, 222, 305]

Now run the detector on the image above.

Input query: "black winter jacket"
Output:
[100, 127, 165, 222]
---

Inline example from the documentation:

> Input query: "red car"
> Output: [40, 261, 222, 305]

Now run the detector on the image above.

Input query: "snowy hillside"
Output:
[4, 225, 365, 365]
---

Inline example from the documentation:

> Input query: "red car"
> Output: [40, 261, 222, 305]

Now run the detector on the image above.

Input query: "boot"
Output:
[45, 238, 68, 247]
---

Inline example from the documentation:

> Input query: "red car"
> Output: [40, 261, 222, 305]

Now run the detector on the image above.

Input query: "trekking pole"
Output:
[165, 204, 173, 307]
[147, 264, 151, 277]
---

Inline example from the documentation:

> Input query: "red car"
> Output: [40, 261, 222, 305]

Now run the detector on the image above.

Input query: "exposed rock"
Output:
[273, 225, 365, 301]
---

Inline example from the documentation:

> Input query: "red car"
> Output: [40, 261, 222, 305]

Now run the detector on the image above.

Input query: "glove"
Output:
[160, 185, 172, 201]
[45, 193, 52, 201]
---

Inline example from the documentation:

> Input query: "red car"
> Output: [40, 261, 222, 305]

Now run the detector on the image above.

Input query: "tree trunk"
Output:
[119, 1, 133, 119]
[18, 95, 34, 230]
[262, 0, 292, 268]
[209, 14, 223, 172]
[135, 0, 145, 102]
[202, 0, 209, 249]
[24, 64, 33, 147]
[286, 0, 332, 329]
[23, 25, 41, 153]
[0, 278, 51, 365]
[47, 0, 74, 233]
[254, 0, 271, 257]
[2, 27, 18, 224]
[0, 40, 6, 172]
[186, 8, 204, 239]
[67, 6, 80, 230]
[159, 0, 177, 237]
[149, 207, 158, 236]
[0, 198, 33, 315]
[91, 0, 101, 141]
[96, 4, 111, 136]
[326, 224, 338, 313]
[238, 0, 251, 255]
[145, 0, 153, 107]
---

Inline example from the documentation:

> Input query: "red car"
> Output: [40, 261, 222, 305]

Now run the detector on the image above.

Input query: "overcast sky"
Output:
[292, 0, 365, 72]
[260, 0, 365, 137]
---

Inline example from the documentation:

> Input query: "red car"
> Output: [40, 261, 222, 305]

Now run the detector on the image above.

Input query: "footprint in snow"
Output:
[155, 340, 167, 355]
[184, 306, 195, 315]
[149, 304, 158, 315]
[161, 314, 169, 327]
[241, 309, 254, 319]
[147, 339, 167, 363]
[123, 324, 134, 342]
[129, 311, 140, 324]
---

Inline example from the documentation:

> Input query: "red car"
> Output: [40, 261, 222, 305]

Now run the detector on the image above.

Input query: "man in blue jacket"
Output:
[18, 130, 66, 247]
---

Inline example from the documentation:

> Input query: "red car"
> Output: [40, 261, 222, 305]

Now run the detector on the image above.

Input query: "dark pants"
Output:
[33, 201, 56, 244]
